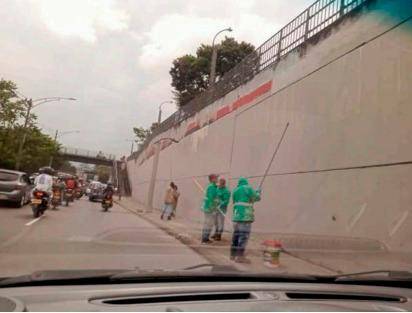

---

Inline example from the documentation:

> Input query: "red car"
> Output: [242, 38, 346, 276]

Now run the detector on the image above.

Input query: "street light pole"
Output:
[146, 137, 179, 211]
[15, 97, 76, 170]
[49, 129, 80, 167]
[157, 100, 173, 125]
[209, 27, 233, 86]
[15, 99, 33, 171]
[125, 139, 135, 155]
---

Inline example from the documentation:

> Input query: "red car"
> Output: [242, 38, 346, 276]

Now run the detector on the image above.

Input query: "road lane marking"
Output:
[25, 216, 43, 226]
[347, 203, 367, 230]
[390, 211, 409, 237]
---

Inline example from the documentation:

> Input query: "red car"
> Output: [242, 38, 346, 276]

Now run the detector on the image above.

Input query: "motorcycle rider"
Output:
[54, 176, 66, 205]
[102, 182, 114, 211]
[33, 167, 54, 204]
[65, 175, 77, 190]
[103, 182, 114, 199]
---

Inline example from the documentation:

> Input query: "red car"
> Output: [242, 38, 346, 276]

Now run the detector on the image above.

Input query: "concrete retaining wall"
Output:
[127, 0, 412, 251]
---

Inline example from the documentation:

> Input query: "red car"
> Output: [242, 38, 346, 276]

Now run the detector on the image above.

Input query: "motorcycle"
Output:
[31, 190, 49, 218]
[101, 194, 113, 212]
[51, 188, 62, 210]
[74, 187, 83, 199]
[64, 188, 74, 206]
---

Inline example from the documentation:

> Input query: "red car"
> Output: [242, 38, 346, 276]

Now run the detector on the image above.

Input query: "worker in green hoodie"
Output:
[230, 177, 261, 263]
[201, 174, 219, 244]
[211, 177, 231, 241]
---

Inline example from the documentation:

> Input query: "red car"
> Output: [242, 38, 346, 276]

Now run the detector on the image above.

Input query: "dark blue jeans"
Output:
[230, 222, 252, 258]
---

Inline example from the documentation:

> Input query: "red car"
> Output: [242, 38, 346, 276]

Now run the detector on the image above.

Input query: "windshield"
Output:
[0, 0, 411, 280]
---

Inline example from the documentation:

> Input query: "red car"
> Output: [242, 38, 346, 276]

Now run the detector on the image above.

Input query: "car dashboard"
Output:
[0, 281, 411, 311]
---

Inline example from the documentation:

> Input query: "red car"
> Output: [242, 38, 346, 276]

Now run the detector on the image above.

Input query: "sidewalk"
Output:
[115, 197, 337, 275]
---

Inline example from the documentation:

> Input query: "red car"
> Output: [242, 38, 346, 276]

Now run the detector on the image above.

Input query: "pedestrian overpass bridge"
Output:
[58, 146, 117, 166]
[58, 146, 131, 196]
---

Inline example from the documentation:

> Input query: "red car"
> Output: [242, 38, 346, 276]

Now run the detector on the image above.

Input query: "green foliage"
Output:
[169, 37, 255, 106]
[0, 78, 61, 174]
[133, 127, 151, 145]
[0, 126, 60, 174]
[132, 122, 158, 145]
[58, 161, 77, 175]
[95, 165, 111, 183]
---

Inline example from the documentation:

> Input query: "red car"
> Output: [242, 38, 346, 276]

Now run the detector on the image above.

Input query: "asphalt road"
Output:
[0, 198, 206, 277]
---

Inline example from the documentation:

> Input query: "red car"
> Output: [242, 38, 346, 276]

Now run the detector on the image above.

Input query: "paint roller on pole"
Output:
[258, 122, 290, 190]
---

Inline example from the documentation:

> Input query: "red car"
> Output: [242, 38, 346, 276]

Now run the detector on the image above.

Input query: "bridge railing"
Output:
[129, 0, 370, 161]
[59, 146, 116, 161]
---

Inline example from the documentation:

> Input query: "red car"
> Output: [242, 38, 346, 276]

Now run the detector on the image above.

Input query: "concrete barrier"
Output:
[127, 0, 412, 251]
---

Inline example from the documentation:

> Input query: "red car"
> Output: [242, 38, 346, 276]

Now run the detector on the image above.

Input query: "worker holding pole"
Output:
[212, 177, 231, 241]
[230, 177, 261, 263]
[200, 174, 219, 244]
[230, 122, 290, 263]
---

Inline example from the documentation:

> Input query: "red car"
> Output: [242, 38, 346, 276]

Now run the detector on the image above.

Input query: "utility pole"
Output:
[15, 99, 33, 170]
[48, 129, 59, 167]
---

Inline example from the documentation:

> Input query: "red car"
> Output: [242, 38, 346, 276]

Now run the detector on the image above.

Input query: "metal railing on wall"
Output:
[130, 0, 370, 161]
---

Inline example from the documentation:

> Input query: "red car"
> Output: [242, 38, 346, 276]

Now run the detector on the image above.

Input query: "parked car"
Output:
[0, 169, 33, 207]
[88, 182, 105, 202]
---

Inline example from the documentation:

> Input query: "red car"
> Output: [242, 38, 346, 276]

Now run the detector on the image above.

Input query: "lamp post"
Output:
[15, 97, 76, 170]
[147, 137, 179, 211]
[209, 27, 233, 86]
[157, 100, 174, 125]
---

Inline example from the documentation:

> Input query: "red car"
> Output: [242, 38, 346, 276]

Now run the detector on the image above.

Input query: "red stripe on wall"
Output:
[185, 121, 200, 136]
[140, 80, 273, 164]
[216, 105, 232, 119]
[231, 80, 272, 111]
[161, 140, 172, 150]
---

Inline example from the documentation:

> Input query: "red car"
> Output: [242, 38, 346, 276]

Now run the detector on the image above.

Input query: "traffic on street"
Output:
[0, 192, 206, 277]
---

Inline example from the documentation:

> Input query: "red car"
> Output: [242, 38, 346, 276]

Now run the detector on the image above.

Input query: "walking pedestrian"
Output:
[201, 174, 219, 244]
[212, 177, 231, 241]
[161, 182, 177, 220]
[230, 177, 261, 263]
[171, 184, 180, 219]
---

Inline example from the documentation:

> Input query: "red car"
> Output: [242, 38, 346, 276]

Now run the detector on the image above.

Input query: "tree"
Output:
[170, 37, 255, 106]
[0, 78, 59, 173]
[132, 123, 159, 146]
[57, 161, 77, 175]
[0, 126, 61, 173]
[95, 165, 111, 183]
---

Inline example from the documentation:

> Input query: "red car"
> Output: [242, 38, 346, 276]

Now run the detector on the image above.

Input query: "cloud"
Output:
[138, 14, 223, 71]
[0, 0, 313, 155]
[36, 0, 129, 42]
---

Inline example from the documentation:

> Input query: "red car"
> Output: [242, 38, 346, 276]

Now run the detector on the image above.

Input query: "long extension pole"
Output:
[258, 122, 290, 189]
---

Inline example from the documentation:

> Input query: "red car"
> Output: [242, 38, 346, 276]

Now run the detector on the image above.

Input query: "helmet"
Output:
[39, 166, 55, 176]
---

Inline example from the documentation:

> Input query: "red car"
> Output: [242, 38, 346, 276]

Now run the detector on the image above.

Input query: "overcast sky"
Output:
[0, 0, 311, 157]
